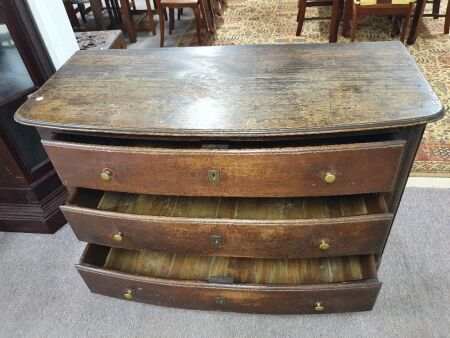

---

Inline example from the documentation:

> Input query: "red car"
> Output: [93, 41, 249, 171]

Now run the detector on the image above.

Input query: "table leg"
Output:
[120, 0, 137, 43]
[407, 0, 426, 44]
[90, 0, 105, 30]
[329, 0, 340, 42]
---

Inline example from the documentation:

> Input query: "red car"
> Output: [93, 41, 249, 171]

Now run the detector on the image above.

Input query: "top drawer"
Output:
[43, 139, 405, 197]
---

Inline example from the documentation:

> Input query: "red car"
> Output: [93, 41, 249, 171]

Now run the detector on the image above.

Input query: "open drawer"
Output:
[43, 138, 404, 197]
[77, 244, 382, 314]
[63, 189, 392, 258]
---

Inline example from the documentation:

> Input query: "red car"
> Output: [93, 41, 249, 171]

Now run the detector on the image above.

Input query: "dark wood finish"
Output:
[14, 43, 445, 311]
[15, 43, 444, 138]
[76, 244, 381, 314]
[407, 0, 426, 44]
[343, 0, 414, 43]
[0, 0, 54, 85]
[63, 0, 106, 31]
[63, 189, 392, 257]
[445, 0, 450, 34]
[0, 1, 67, 233]
[296, 0, 342, 42]
[42, 140, 405, 197]
[119, 0, 156, 43]
[157, 0, 204, 47]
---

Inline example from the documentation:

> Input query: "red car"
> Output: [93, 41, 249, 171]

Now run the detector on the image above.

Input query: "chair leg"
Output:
[296, 0, 307, 36]
[169, 8, 175, 34]
[391, 16, 399, 37]
[342, 0, 352, 37]
[400, 4, 413, 42]
[145, 0, 157, 35]
[79, 4, 87, 23]
[445, 0, 450, 34]
[105, 0, 115, 25]
[432, 0, 441, 19]
[192, 6, 202, 45]
[178, 8, 183, 20]
[350, 3, 359, 42]
[159, 6, 165, 47]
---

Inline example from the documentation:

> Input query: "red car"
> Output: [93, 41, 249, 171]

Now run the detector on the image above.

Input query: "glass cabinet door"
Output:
[0, 12, 47, 172]
[0, 14, 34, 102]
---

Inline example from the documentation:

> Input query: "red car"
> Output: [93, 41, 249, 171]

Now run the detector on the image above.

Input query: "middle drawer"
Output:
[62, 189, 392, 258]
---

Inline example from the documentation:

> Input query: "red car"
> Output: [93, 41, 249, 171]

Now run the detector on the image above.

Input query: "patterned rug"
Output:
[177, 0, 450, 176]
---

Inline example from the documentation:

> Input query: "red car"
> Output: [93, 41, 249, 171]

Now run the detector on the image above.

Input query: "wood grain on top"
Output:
[15, 42, 444, 138]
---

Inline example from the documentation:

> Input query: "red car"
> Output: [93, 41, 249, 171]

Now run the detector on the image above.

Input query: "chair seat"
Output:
[160, 0, 198, 4]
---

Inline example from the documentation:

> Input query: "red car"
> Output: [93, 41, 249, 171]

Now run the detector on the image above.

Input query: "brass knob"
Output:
[319, 239, 330, 250]
[324, 172, 336, 183]
[100, 168, 113, 181]
[315, 302, 325, 312]
[124, 289, 133, 300]
[113, 232, 123, 242]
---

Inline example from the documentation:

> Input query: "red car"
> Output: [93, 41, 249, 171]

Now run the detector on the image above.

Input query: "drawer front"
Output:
[43, 140, 405, 197]
[63, 206, 392, 258]
[77, 265, 382, 314]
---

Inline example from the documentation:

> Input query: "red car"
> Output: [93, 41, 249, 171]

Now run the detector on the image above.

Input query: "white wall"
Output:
[26, 0, 79, 70]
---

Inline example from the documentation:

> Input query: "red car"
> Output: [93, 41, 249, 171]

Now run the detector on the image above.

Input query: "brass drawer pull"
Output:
[208, 235, 223, 247]
[319, 239, 330, 250]
[100, 168, 113, 181]
[207, 169, 220, 183]
[314, 302, 324, 312]
[124, 289, 133, 300]
[113, 232, 123, 242]
[324, 172, 336, 183]
[215, 296, 226, 305]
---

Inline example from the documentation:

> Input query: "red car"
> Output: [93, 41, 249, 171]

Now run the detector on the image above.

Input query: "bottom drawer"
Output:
[76, 244, 382, 314]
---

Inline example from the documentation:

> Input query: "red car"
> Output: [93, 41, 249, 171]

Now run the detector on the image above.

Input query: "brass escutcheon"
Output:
[208, 235, 223, 247]
[207, 170, 220, 183]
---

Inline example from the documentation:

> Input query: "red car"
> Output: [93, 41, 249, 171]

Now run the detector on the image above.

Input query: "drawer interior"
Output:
[70, 189, 388, 220]
[82, 244, 377, 285]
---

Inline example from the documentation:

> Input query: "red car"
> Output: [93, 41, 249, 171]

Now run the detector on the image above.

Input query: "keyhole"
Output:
[208, 170, 220, 183]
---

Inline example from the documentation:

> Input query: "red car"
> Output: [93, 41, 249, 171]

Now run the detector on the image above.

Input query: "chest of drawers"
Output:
[15, 42, 444, 314]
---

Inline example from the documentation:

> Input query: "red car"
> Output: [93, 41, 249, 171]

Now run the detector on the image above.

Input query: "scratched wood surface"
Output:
[15, 42, 443, 138]
[103, 247, 376, 284]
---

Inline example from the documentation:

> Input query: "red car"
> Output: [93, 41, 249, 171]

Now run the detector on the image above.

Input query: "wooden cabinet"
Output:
[15, 43, 444, 313]
[0, 1, 67, 233]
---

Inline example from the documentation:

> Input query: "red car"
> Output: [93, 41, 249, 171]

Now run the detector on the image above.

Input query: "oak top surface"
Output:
[15, 42, 444, 138]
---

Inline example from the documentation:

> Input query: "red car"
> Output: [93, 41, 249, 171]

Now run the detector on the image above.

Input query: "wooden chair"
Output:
[445, 0, 450, 33]
[342, 0, 415, 43]
[417, 0, 450, 34]
[296, 0, 344, 42]
[156, 0, 204, 47]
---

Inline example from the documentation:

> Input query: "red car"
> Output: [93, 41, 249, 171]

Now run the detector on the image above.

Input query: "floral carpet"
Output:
[178, 0, 450, 176]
